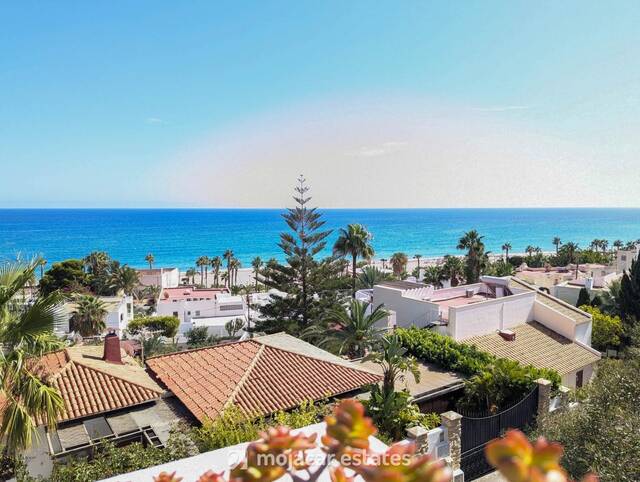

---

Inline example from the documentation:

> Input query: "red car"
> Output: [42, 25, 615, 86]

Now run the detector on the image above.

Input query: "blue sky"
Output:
[2, 1, 639, 207]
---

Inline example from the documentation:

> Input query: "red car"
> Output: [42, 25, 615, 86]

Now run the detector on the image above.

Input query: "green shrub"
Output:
[579, 305, 623, 351]
[535, 357, 640, 481]
[127, 315, 180, 338]
[396, 327, 561, 412]
[364, 387, 440, 441]
[395, 327, 495, 376]
[192, 401, 329, 453]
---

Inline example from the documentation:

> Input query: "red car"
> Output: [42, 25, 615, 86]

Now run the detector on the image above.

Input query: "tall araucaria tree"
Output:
[333, 224, 374, 297]
[256, 176, 347, 334]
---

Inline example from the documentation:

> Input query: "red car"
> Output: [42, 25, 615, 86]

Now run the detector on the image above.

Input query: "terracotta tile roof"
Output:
[146, 339, 381, 421]
[463, 321, 600, 376]
[509, 277, 591, 324]
[33, 349, 162, 422]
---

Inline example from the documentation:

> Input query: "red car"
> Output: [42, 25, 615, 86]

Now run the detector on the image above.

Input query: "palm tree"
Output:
[223, 249, 234, 286]
[83, 251, 110, 275]
[110, 265, 139, 295]
[70, 295, 107, 336]
[304, 300, 388, 359]
[380, 258, 388, 270]
[196, 256, 208, 286]
[441, 255, 465, 287]
[413, 254, 422, 271]
[333, 224, 375, 297]
[564, 242, 580, 279]
[389, 252, 408, 278]
[590, 239, 600, 251]
[211, 256, 222, 287]
[145, 253, 155, 269]
[422, 265, 445, 288]
[364, 334, 420, 397]
[229, 258, 241, 287]
[357, 266, 393, 290]
[501, 243, 512, 261]
[457, 230, 486, 283]
[613, 240, 624, 251]
[525, 245, 535, 257]
[0, 257, 65, 452]
[600, 239, 609, 253]
[552, 237, 562, 254]
[185, 267, 197, 285]
[221, 271, 229, 287]
[251, 256, 263, 290]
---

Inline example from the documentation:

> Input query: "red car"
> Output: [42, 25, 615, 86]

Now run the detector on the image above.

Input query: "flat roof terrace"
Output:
[431, 293, 493, 321]
[159, 286, 228, 302]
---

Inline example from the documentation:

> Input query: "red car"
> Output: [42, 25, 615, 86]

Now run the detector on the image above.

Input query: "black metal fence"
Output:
[460, 386, 539, 480]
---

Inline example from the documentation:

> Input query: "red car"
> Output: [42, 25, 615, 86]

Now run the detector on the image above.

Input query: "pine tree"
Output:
[620, 258, 640, 324]
[255, 176, 347, 334]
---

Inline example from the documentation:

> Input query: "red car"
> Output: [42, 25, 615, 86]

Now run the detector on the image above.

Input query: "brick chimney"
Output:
[103, 330, 124, 364]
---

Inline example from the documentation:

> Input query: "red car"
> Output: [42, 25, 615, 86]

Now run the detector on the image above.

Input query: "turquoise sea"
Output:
[0, 209, 639, 270]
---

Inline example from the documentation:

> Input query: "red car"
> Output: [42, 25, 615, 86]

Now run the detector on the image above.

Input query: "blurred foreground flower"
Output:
[486, 430, 597, 482]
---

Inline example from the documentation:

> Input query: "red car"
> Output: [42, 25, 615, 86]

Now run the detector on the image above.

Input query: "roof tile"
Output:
[146, 339, 381, 421]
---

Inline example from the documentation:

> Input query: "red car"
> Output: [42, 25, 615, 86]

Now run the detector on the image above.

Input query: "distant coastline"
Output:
[1, 208, 639, 270]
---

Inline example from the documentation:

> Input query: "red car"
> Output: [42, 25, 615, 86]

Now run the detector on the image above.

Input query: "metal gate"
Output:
[460, 386, 539, 480]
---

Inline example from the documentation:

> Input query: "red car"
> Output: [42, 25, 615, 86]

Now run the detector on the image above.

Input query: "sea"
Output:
[0, 208, 639, 270]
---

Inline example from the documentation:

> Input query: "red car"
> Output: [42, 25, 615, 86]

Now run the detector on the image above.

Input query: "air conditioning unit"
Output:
[465, 288, 474, 298]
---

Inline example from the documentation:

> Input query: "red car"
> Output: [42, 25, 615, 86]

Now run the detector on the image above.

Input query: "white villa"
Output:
[136, 267, 180, 288]
[155, 286, 246, 338]
[371, 276, 600, 388]
[62, 294, 134, 336]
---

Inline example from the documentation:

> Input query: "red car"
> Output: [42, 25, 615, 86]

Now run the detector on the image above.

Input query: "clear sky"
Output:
[2, 1, 639, 208]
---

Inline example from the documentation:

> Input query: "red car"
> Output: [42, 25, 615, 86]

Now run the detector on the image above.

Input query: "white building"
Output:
[63, 294, 134, 335]
[155, 286, 246, 338]
[136, 267, 180, 288]
[372, 277, 600, 388]
[616, 246, 639, 273]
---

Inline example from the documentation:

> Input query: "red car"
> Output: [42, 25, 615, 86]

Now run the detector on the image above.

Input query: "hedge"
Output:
[127, 315, 180, 338]
[395, 327, 561, 388]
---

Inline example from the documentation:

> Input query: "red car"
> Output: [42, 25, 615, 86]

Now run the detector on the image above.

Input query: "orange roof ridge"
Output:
[253, 335, 380, 376]
[71, 358, 163, 395]
[145, 338, 258, 361]
[223, 343, 266, 411]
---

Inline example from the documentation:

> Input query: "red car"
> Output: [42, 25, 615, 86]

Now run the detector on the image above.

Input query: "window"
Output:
[621, 255, 627, 261]
[195, 310, 200, 316]
[172, 311, 178, 318]
[576, 369, 584, 388]
[187, 311, 191, 315]
[120, 313, 123, 321]
[220, 304, 243, 311]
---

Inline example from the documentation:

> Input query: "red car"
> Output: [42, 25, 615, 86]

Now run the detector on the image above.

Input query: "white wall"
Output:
[138, 269, 180, 288]
[105, 296, 134, 333]
[448, 292, 536, 340]
[532, 300, 577, 341]
[551, 285, 581, 306]
[157, 298, 245, 334]
[22, 426, 53, 479]
[372, 286, 440, 328]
